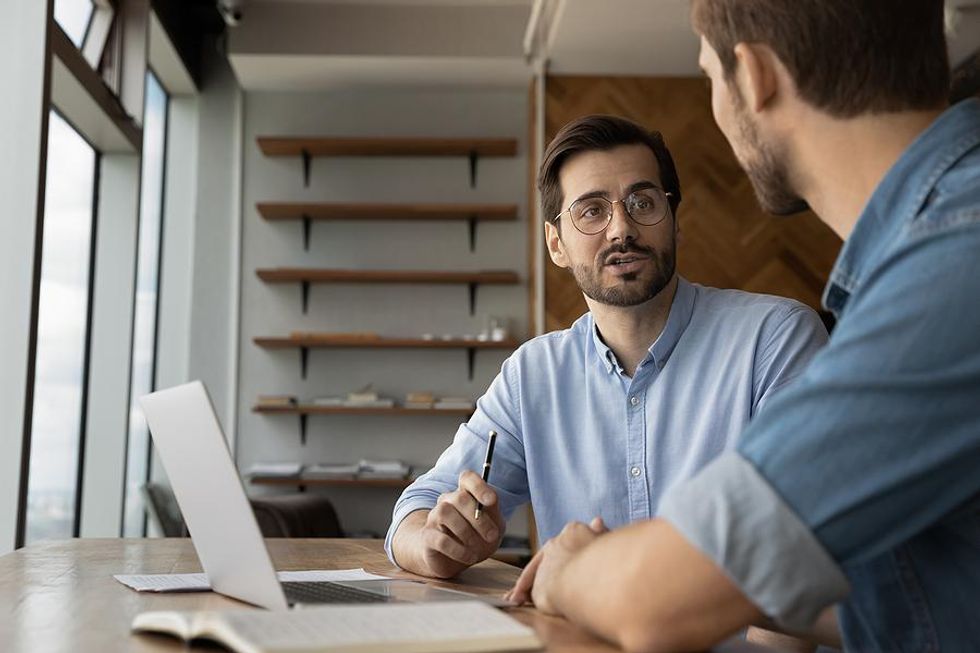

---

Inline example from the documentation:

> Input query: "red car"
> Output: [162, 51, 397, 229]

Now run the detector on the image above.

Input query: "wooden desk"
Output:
[0, 538, 774, 652]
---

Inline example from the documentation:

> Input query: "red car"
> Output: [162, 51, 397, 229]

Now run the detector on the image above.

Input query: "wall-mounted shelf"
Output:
[250, 477, 412, 491]
[256, 136, 518, 187]
[256, 202, 518, 251]
[254, 335, 519, 381]
[255, 268, 520, 314]
[253, 404, 474, 444]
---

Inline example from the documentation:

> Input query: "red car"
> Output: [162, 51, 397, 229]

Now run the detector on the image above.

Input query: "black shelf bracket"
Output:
[301, 149, 312, 187]
[302, 215, 312, 251]
[467, 347, 476, 380]
[468, 282, 478, 316]
[468, 150, 478, 188]
[299, 413, 308, 446]
[301, 281, 311, 314]
[300, 347, 309, 379]
[468, 216, 478, 252]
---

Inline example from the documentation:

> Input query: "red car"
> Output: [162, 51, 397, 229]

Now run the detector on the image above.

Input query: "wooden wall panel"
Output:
[541, 75, 842, 331]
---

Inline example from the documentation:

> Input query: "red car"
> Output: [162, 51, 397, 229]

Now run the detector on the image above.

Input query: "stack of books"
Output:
[434, 396, 475, 410]
[404, 391, 435, 409]
[303, 462, 361, 481]
[255, 395, 297, 408]
[244, 462, 303, 479]
[358, 459, 412, 480]
[344, 386, 396, 409]
[310, 396, 344, 407]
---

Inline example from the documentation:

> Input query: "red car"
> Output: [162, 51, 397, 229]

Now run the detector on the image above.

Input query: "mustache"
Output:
[600, 242, 655, 265]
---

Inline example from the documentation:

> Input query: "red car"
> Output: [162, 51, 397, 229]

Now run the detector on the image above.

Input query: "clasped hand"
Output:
[505, 517, 608, 614]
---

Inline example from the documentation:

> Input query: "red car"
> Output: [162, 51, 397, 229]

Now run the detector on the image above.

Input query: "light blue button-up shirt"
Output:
[385, 277, 828, 558]
[660, 99, 980, 650]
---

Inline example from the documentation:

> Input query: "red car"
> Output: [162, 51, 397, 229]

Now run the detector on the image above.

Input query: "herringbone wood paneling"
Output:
[542, 76, 843, 331]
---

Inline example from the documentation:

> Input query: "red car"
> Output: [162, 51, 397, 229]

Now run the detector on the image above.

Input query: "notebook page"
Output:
[220, 601, 540, 652]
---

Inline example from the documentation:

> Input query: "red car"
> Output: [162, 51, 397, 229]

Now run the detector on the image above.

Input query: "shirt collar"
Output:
[591, 276, 697, 374]
[823, 98, 980, 316]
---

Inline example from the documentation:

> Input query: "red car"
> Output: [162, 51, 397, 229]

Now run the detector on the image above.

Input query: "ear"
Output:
[545, 220, 569, 269]
[732, 42, 778, 113]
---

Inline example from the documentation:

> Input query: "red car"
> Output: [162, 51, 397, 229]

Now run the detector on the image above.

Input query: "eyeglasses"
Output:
[552, 187, 674, 235]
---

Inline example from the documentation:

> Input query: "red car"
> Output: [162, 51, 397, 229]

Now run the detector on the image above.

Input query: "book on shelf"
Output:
[310, 396, 345, 407]
[131, 601, 542, 653]
[358, 459, 412, 480]
[303, 462, 361, 480]
[404, 391, 435, 409]
[345, 384, 396, 408]
[244, 462, 303, 479]
[256, 395, 297, 408]
[434, 396, 475, 410]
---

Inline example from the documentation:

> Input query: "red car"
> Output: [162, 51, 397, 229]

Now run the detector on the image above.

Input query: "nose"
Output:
[604, 200, 637, 243]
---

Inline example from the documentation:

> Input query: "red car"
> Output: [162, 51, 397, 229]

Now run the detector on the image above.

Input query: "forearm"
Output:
[551, 519, 762, 653]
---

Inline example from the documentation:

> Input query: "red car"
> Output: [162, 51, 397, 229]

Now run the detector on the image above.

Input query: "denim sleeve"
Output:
[752, 305, 828, 415]
[384, 354, 529, 565]
[661, 219, 980, 626]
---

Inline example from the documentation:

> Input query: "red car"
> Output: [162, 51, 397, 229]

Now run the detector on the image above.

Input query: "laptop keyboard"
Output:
[281, 581, 391, 605]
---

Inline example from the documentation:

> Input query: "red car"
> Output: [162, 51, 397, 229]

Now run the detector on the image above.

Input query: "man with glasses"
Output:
[385, 114, 829, 580]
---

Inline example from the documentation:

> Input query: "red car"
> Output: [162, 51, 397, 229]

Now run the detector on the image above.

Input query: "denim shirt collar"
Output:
[591, 276, 696, 374]
[823, 98, 980, 316]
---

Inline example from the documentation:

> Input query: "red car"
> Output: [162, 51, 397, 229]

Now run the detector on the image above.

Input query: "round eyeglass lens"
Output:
[624, 188, 668, 225]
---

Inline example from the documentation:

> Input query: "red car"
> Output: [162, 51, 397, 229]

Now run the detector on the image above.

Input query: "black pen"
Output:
[473, 430, 497, 520]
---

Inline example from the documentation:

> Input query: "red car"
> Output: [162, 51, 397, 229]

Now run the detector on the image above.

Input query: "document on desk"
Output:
[114, 568, 391, 592]
[133, 601, 543, 653]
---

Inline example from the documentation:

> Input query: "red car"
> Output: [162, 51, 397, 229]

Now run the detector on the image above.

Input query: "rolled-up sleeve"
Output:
[662, 220, 980, 629]
[658, 452, 850, 629]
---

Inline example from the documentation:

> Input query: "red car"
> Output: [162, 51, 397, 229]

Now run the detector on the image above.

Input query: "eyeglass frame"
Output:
[550, 185, 675, 235]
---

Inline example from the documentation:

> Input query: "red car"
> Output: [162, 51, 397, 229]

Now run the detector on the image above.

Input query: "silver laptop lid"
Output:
[140, 381, 289, 610]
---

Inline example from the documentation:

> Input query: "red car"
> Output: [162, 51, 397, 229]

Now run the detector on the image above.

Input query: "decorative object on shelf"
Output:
[256, 268, 520, 314]
[256, 136, 518, 187]
[256, 202, 518, 252]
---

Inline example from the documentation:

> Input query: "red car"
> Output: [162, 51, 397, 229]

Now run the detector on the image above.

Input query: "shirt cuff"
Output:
[383, 498, 436, 567]
[658, 452, 850, 629]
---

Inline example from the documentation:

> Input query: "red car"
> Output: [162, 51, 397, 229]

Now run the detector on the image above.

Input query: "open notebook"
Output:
[132, 601, 542, 653]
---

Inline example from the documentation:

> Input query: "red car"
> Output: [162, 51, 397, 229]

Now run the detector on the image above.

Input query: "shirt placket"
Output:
[624, 368, 652, 522]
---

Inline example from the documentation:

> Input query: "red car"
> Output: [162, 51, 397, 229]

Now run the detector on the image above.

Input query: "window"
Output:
[121, 71, 169, 537]
[23, 112, 98, 545]
[54, 0, 94, 48]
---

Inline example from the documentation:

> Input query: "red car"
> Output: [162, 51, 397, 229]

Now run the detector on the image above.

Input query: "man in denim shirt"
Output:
[508, 1, 980, 651]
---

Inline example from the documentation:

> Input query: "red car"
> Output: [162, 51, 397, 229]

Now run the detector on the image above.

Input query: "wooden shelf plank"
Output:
[252, 405, 472, 416]
[257, 136, 517, 158]
[256, 202, 517, 222]
[255, 269, 520, 285]
[253, 336, 520, 350]
[250, 477, 412, 488]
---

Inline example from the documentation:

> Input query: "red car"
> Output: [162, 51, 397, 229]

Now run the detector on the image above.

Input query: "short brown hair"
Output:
[538, 115, 681, 229]
[692, 0, 950, 117]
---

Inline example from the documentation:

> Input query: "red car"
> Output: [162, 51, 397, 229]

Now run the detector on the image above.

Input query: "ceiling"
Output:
[224, 0, 980, 91]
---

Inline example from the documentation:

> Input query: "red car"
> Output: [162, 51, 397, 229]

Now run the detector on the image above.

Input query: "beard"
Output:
[570, 238, 676, 307]
[733, 96, 810, 216]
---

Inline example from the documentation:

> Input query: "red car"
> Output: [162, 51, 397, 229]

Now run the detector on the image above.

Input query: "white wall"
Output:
[237, 87, 530, 537]
[0, 0, 51, 553]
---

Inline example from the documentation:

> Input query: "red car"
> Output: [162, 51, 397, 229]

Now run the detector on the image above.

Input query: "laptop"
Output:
[140, 380, 502, 610]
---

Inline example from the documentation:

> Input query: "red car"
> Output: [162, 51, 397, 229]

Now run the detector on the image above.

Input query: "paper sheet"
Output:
[114, 568, 392, 592]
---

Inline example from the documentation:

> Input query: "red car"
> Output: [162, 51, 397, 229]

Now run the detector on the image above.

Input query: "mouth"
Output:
[603, 253, 650, 274]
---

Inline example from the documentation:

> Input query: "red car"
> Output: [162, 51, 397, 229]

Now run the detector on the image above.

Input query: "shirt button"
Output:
[630, 466, 641, 477]
[630, 396, 639, 407]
